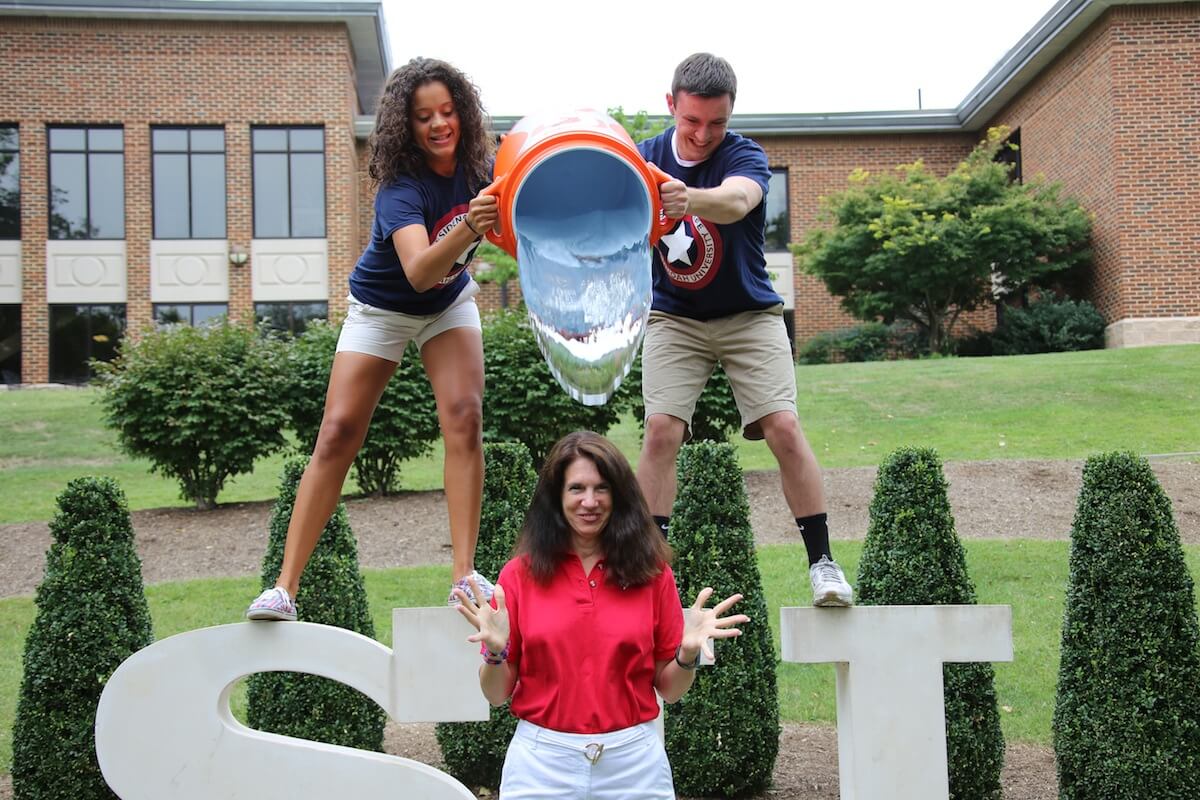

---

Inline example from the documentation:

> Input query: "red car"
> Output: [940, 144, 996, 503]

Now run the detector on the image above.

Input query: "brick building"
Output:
[0, 0, 1196, 384]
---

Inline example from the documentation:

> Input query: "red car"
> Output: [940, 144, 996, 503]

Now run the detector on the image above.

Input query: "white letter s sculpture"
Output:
[95, 609, 488, 800]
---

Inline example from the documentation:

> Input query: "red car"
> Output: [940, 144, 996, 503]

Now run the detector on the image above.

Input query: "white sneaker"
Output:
[809, 556, 853, 607]
[245, 586, 297, 621]
[448, 570, 496, 607]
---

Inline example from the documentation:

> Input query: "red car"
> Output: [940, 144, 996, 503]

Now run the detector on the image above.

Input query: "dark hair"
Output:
[367, 57, 494, 190]
[516, 431, 671, 587]
[671, 52, 737, 103]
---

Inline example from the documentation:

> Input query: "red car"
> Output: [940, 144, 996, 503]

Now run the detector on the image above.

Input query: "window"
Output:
[764, 169, 790, 251]
[152, 127, 226, 239]
[49, 304, 125, 383]
[0, 126, 18, 239]
[0, 305, 19, 384]
[252, 127, 325, 239]
[154, 303, 228, 327]
[48, 126, 124, 240]
[995, 128, 1022, 184]
[255, 301, 327, 336]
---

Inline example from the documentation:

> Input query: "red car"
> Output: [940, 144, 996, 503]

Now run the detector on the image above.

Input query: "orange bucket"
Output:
[483, 109, 674, 256]
[481, 110, 673, 405]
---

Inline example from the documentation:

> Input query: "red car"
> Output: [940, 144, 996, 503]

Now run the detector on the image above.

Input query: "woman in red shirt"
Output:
[454, 430, 748, 799]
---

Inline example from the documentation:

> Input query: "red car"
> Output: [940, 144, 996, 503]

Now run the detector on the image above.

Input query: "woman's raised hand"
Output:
[681, 587, 749, 662]
[453, 579, 509, 655]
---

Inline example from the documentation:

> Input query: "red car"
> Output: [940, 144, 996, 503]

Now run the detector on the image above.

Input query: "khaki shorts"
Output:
[336, 280, 481, 363]
[641, 306, 796, 440]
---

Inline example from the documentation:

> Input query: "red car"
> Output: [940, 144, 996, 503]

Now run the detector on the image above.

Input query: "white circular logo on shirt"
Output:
[654, 215, 723, 291]
[431, 204, 480, 288]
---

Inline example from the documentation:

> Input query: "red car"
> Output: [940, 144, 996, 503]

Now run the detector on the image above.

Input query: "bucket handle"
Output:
[646, 163, 680, 244]
[479, 177, 514, 256]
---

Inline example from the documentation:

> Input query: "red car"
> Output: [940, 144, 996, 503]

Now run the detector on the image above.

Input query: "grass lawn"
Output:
[3, 344, 1198, 524]
[4, 541, 1199, 775]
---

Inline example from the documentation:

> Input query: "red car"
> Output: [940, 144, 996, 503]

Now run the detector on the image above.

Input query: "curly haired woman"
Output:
[247, 57, 499, 620]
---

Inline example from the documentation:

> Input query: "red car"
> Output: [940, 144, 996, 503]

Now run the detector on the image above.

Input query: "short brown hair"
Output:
[671, 52, 737, 103]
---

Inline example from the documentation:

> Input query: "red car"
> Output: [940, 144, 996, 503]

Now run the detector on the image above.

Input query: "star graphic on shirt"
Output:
[660, 222, 694, 266]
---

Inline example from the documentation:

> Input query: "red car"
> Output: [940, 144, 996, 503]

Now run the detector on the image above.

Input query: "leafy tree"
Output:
[1054, 452, 1200, 799]
[279, 320, 441, 496]
[246, 458, 386, 751]
[796, 127, 1091, 354]
[608, 106, 669, 144]
[12, 477, 153, 800]
[481, 306, 622, 465]
[94, 321, 289, 509]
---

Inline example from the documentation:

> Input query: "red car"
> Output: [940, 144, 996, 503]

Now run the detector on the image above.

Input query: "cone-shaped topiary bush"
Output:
[665, 441, 779, 797]
[12, 477, 153, 800]
[436, 442, 537, 790]
[1053, 452, 1200, 799]
[245, 458, 385, 751]
[859, 446, 1004, 800]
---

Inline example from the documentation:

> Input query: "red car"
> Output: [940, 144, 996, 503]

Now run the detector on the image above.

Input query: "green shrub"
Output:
[436, 443, 537, 790]
[280, 320, 441, 496]
[482, 307, 623, 464]
[1053, 452, 1200, 799]
[614, 354, 742, 443]
[665, 442, 779, 797]
[991, 297, 1105, 355]
[245, 458, 386, 751]
[94, 321, 289, 509]
[12, 477, 153, 800]
[858, 447, 1004, 800]
[797, 322, 895, 364]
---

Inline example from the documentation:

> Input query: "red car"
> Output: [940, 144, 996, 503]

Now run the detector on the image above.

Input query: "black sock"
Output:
[796, 513, 831, 566]
[653, 515, 670, 539]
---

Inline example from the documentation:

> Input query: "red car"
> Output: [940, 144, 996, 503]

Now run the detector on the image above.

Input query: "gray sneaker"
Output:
[809, 556, 853, 607]
[448, 571, 496, 607]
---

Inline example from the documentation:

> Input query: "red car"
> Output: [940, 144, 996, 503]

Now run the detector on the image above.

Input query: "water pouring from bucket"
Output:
[483, 111, 674, 405]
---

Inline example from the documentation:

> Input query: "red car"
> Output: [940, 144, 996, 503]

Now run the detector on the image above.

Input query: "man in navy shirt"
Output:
[637, 52, 852, 606]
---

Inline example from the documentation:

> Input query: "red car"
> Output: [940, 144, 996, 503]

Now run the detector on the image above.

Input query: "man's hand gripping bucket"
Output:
[482, 110, 674, 405]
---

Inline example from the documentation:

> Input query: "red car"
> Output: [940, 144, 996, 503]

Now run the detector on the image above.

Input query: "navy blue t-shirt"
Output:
[349, 162, 482, 315]
[638, 128, 779, 320]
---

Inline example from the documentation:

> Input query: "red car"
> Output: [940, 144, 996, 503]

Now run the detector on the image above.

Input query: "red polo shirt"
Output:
[495, 554, 683, 734]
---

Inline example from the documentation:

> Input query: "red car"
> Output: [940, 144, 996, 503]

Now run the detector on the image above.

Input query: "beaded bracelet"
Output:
[481, 642, 510, 666]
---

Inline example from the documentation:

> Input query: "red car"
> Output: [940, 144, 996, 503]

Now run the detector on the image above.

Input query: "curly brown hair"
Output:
[367, 57, 494, 191]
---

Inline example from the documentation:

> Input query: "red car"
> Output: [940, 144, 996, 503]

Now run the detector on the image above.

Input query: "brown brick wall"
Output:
[988, 4, 1200, 325]
[759, 134, 978, 343]
[1, 16, 362, 382]
[1111, 4, 1200, 319]
[987, 10, 1121, 320]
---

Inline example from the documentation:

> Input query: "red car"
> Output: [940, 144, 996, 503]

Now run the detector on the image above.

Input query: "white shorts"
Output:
[499, 719, 674, 800]
[335, 280, 481, 364]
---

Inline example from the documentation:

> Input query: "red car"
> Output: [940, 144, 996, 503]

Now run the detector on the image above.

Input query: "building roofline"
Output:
[0, 0, 391, 114]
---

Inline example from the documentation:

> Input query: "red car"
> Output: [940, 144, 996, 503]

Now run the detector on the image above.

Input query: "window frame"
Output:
[0, 124, 19, 240]
[764, 167, 791, 252]
[251, 125, 326, 239]
[47, 125, 125, 240]
[48, 303, 127, 383]
[254, 300, 328, 336]
[152, 302, 229, 327]
[151, 125, 227, 240]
